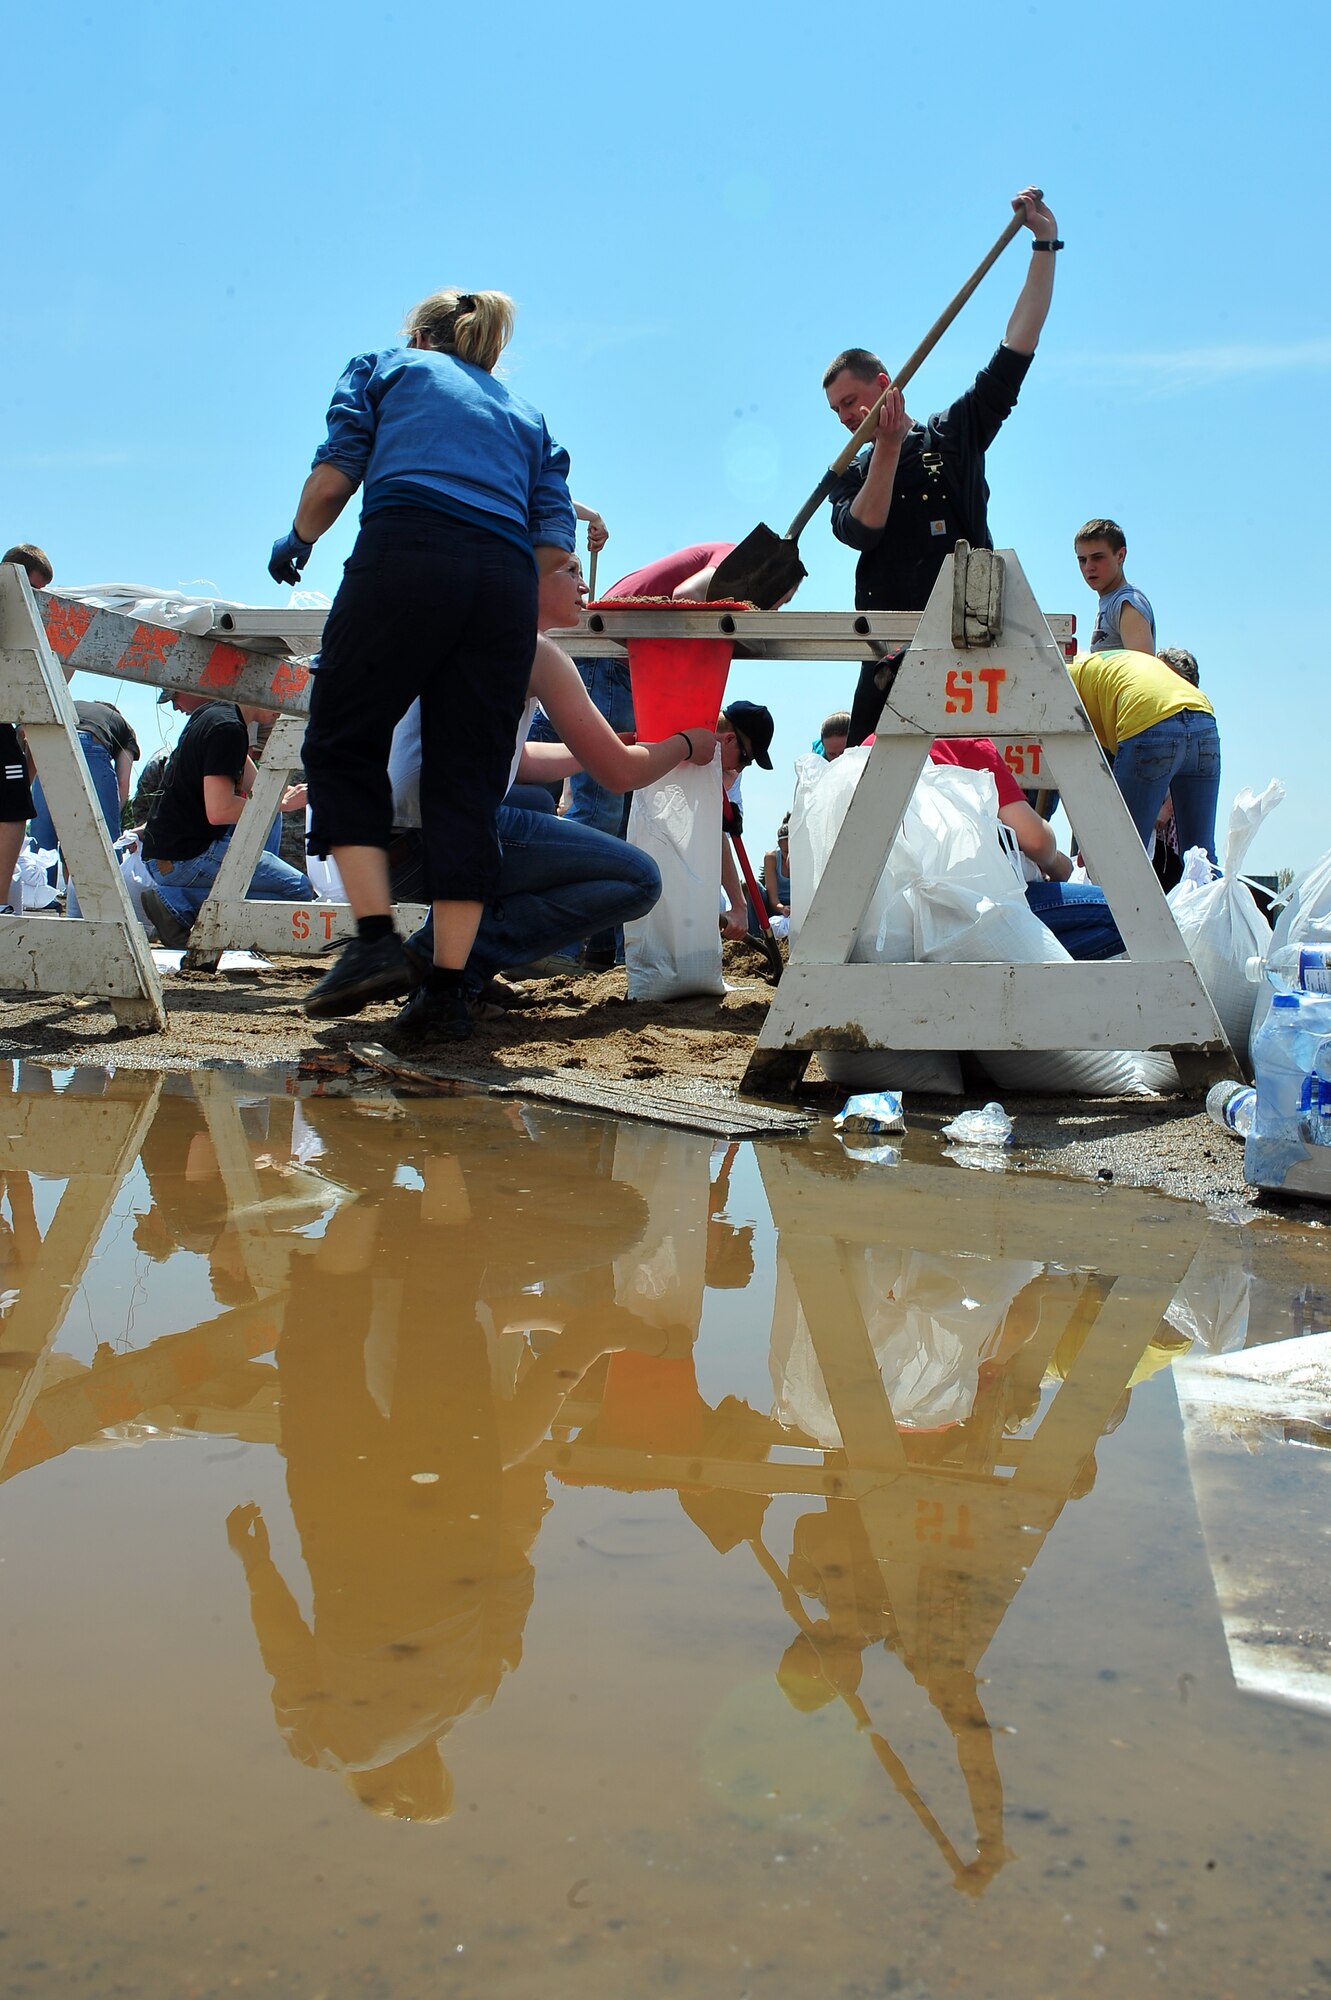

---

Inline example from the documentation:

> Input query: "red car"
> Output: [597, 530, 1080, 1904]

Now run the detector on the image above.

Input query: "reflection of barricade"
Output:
[0, 1070, 349, 1481]
[1, 1072, 164, 1471]
[535, 1134, 1213, 1891]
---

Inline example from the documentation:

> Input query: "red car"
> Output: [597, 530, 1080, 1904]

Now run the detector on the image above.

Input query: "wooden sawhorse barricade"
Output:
[743, 547, 1235, 1096]
[0, 568, 424, 1018]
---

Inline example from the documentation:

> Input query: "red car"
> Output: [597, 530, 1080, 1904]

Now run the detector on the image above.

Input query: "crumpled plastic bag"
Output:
[1168, 781, 1281, 1067]
[942, 1102, 1014, 1147]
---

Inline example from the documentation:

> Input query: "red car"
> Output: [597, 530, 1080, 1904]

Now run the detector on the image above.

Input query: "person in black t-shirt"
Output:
[140, 694, 312, 943]
[29, 698, 140, 917]
[822, 188, 1061, 744]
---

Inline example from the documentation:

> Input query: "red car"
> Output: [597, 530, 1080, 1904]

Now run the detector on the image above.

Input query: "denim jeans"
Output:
[1111, 709, 1221, 863]
[1024, 881, 1125, 960]
[146, 820, 312, 923]
[533, 657, 636, 959]
[30, 733, 121, 919]
[407, 801, 660, 988]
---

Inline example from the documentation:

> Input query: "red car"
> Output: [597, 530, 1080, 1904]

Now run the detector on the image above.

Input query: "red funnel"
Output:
[594, 599, 740, 740]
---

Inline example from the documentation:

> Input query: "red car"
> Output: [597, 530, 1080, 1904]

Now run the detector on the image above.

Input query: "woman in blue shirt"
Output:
[269, 288, 576, 1038]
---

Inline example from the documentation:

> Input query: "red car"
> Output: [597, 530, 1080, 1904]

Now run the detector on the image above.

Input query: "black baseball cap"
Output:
[725, 699, 774, 770]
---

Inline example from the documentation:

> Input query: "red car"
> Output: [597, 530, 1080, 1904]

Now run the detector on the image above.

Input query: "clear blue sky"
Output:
[5, 0, 1327, 878]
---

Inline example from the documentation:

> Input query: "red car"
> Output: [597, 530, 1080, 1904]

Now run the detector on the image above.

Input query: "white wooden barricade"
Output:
[743, 548, 1235, 1097]
[0, 568, 166, 1028]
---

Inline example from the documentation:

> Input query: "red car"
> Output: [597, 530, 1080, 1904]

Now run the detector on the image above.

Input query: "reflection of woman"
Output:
[269, 288, 576, 1035]
[225, 1103, 653, 1819]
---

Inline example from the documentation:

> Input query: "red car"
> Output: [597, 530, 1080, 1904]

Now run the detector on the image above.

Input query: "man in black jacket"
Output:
[823, 187, 1061, 743]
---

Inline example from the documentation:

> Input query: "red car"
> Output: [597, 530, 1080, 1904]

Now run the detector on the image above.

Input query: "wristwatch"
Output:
[1032, 238, 1064, 252]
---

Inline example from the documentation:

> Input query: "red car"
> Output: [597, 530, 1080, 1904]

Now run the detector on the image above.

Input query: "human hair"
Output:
[3, 542, 52, 586]
[1073, 518, 1126, 553]
[1158, 646, 1200, 686]
[822, 347, 885, 388]
[820, 710, 851, 741]
[403, 288, 515, 373]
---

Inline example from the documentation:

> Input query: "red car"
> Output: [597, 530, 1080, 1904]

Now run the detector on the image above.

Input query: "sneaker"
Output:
[391, 982, 473, 1044]
[141, 886, 193, 948]
[303, 932, 414, 1019]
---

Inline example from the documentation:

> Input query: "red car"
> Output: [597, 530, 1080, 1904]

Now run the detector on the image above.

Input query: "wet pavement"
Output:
[1, 1062, 1328, 1999]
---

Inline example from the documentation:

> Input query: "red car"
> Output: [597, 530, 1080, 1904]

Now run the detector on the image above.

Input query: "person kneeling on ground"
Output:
[386, 551, 717, 1041]
[140, 693, 312, 945]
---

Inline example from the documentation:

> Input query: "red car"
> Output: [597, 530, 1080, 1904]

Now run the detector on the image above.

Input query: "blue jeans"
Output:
[1111, 710, 1221, 863]
[146, 820, 311, 923]
[537, 657, 636, 960]
[407, 801, 660, 989]
[1025, 881, 1125, 960]
[30, 733, 121, 919]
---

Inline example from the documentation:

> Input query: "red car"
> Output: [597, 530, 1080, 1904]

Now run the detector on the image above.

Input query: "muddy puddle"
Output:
[1, 1061, 1328, 2000]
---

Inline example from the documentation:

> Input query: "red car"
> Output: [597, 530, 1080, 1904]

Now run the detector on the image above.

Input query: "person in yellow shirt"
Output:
[1067, 647, 1220, 862]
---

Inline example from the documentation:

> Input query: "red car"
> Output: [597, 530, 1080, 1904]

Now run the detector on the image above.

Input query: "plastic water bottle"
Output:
[1246, 990, 1331, 1189]
[1246, 942, 1331, 992]
[1206, 1080, 1256, 1138]
[1300, 1074, 1331, 1147]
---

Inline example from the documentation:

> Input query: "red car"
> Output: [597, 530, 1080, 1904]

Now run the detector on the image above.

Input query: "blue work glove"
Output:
[269, 525, 314, 586]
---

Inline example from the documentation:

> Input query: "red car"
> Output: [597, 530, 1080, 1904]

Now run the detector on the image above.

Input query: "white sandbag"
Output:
[624, 761, 725, 1000]
[819, 1047, 964, 1095]
[1249, 843, 1331, 1063]
[980, 1045, 1181, 1097]
[1167, 782, 1281, 1067]
[16, 840, 60, 910]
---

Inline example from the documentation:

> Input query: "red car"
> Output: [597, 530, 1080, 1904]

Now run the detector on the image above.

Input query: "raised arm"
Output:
[1003, 187, 1060, 356]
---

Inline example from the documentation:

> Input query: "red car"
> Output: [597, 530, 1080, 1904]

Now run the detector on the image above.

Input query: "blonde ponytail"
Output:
[403, 288, 515, 373]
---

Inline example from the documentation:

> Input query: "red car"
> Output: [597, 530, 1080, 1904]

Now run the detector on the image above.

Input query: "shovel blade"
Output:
[707, 528, 807, 609]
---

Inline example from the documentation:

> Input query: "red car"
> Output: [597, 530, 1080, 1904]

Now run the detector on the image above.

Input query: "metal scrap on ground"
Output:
[347, 1042, 812, 1139]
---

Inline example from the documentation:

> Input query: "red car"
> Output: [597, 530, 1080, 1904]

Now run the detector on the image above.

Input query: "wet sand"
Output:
[0, 946, 1321, 1215]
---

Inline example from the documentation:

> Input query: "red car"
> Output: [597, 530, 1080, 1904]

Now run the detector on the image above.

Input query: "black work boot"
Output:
[303, 932, 414, 1019]
[391, 980, 473, 1044]
[141, 887, 193, 949]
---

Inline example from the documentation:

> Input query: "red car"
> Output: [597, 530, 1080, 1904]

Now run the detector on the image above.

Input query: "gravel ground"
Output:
[2, 944, 1327, 1223]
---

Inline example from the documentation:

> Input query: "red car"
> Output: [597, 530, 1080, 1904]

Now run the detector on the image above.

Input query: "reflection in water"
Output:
[2, 1062, 1329, 1996]
[225, 1099, 653, 1820]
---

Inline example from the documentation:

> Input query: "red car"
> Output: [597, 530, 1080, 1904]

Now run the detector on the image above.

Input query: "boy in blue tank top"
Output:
[1074, 516, 1157, 654]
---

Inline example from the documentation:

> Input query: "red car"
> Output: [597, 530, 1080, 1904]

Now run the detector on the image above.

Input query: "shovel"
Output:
[706, 209, 1028, 607]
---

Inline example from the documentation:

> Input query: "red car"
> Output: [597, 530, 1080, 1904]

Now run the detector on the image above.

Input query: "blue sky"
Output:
[4, 0, 1327, 879]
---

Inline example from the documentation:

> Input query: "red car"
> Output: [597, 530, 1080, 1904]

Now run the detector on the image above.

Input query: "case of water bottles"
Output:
[1243, 945, 1331, 1197]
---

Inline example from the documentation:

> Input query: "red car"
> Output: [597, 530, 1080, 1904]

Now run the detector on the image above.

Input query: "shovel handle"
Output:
[831, 210, 1028, 476]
